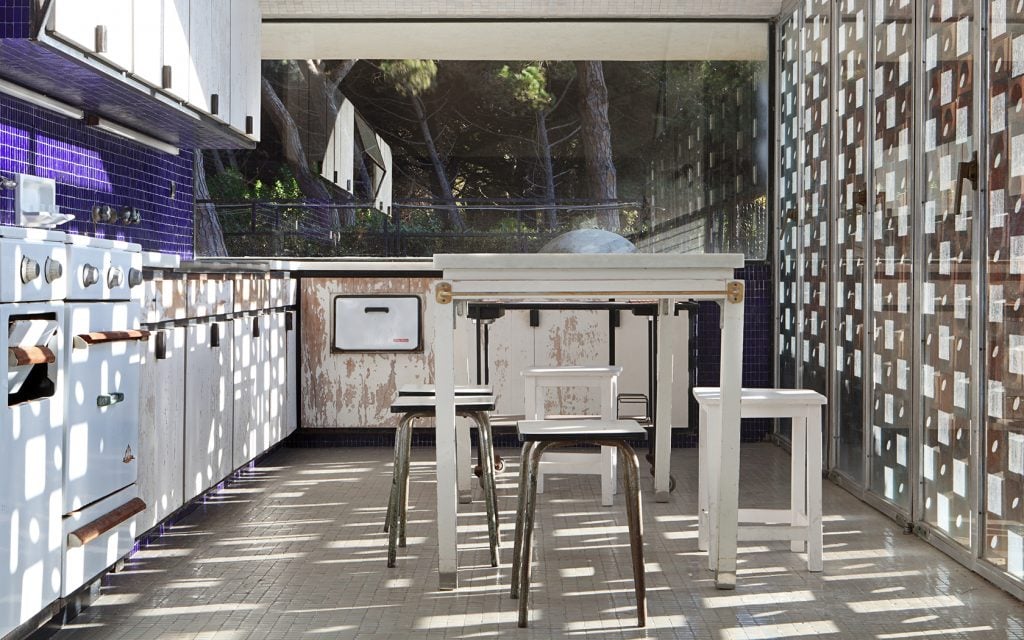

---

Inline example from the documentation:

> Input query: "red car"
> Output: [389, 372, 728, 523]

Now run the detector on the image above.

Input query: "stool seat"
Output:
[389, 395, 496, 414]
[694, 386, 825, 573]
[512, 418, 646, 628]
[516, 419, 647, 441]
[398, 384, 493, 396]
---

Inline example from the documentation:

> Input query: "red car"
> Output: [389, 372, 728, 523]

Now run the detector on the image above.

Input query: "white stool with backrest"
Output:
[693, 387, 826, 572]
[522, 365, 621, 506]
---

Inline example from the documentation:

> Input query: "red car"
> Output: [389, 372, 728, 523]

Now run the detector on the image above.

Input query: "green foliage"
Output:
[497, 63, 552, 110]
[380, 60, 438, 96]
[207, 166, 302, 202]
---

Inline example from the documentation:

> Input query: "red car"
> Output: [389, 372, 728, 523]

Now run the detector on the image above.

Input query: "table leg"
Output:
[654, 300, 675, 501]
[807, 409, 824, 572]
[713, 287, 744, 589]
[791, 410, 807, 553]
[434, 288, 459, 590]
[697, 405, 709, 553]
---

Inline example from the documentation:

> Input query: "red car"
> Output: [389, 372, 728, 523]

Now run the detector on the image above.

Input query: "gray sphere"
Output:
[539, 228, 638, 254]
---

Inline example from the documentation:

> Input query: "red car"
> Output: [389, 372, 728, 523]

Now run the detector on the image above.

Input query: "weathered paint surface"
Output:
[137, 325, 186, 530]
[301, 277, 442, 429]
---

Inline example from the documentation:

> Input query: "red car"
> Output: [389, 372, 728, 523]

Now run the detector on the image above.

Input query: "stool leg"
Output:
[473, 412, 500, 567]
[698, 405, 709, 552]
[600, 445, 616, 506]
[791, 413, 807, 554]
[806, 411, 824, 572]
[398, 412, 416, 549]
[457, 420, 473, 504]
[615, 442, 646, 628]
[518, 441, 551, 628]
[387, 413, 416, 567]
[511, 441, 536, 599]
[385, 416, 408, 533]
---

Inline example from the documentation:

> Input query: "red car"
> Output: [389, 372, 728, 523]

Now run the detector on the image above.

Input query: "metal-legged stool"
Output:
[386, 394, 499, 568]
[510, 419, 648, 628]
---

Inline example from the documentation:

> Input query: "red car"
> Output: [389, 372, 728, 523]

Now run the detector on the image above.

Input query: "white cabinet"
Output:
[188, 0, 231, 120]
[231, 316, 262, 469]
[230, 0, 262, 138]
[50, 0, 134, 71]
[138, 326, 186, 530]
[132, 0, 164, 87]
[184, 320, 233, 501]
[286, 310, 298, 435]
[162, 0, 191, 100]
[268, 311, 287, 446]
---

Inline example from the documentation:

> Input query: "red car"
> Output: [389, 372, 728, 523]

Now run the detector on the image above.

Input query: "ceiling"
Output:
[262, 21, 769, 61]
[259, 0, 784, 20]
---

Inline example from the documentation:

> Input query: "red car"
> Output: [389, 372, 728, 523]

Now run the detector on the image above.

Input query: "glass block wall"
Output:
[777, 0, 1024, 593]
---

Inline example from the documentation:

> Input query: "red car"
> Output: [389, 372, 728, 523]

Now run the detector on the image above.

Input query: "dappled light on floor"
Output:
[45, 444, 1023, 640]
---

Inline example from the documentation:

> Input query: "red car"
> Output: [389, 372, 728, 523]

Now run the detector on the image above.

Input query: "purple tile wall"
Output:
[0, 92, 194, 257]
[0, 0, 30, 39]
[692, 262, 774, 442]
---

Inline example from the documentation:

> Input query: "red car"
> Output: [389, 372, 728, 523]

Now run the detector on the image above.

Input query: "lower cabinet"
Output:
[184, 319, 234, 501]
[138, 325, 187, 529]
[285, 310, 298, 436]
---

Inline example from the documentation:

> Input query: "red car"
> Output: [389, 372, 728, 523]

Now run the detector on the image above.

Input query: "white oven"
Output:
[0, 227, 66, 638]
[61, 236, 146, 597]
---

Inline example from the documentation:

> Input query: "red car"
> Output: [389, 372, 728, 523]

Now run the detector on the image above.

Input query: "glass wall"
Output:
[986, 0, 1024, 583]
[777, 0, 1024, 594]
[835, 0, 870, 482]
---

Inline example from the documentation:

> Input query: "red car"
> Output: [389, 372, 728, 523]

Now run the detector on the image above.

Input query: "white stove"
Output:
[61, 234, 147, 597]
[0, 226, 66, 638]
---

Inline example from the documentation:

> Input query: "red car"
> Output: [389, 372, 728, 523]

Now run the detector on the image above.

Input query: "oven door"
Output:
[64, 302, 145, 513]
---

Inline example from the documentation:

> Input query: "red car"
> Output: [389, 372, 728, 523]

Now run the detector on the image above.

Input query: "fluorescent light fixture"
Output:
[0, 78, 84, 120]
[85, 115, 180, 156]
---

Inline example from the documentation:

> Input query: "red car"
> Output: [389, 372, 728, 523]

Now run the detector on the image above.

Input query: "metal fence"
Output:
[195, 197, 767, 259]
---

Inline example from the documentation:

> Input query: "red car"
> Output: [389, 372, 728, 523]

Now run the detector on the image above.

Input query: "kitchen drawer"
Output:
[140, 274, 187, 324]
[186, 275, 233, 318]
[62, 485, 140, 597]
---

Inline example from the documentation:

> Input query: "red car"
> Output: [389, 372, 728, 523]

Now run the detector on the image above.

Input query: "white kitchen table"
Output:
[431, 253, 746, 590]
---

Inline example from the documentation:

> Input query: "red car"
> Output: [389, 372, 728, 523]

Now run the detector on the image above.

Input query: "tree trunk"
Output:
[261, 77, 341, 230]
[575, 61, 619, 231]
[410, 94, 465, 232]
[535, 109, 558, 231]
[193, 152, 229, 257]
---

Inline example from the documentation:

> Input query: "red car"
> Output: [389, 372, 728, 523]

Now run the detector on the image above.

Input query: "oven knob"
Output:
[44, 257, 63, 283]
[128, 267, 143, 287]
[108, 267, 124, 288]
[82, 264, 100, 288]
[20, 257, 40, 284]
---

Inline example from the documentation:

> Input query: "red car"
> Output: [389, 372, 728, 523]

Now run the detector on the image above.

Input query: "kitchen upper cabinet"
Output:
[230, 0, 261, 139]
[49, 0, 134, 72]
[132, 0, 164, 87]
[188, 0, 231, 120]
[162, 0, 191, 100]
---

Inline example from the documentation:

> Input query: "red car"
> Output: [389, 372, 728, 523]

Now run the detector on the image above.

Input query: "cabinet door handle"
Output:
[97, 392, 125, 407]
[252, 317, 261, 338]
[155, 330, 168, 360]
[210, 323, 220, 348]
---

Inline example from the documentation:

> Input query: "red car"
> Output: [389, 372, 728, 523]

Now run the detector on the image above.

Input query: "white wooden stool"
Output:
[522, 366, 621, 506]
[693, 387, 826, 572]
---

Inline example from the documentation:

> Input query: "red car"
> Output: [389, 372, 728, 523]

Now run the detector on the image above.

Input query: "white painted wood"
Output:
[50, 0, 134, 71]
[184, 320, 233, 501]
[267, 312, 287, 447]
[232, 316, 260, 469]
[374, 138, 393, 213]
[695, 386, 825, 574]
[162, 0, 190, 100]
[230, 0, 261, 136]
[615, 311, 650, 417]
[137, 326, 186, 530]
[321, 99, 355, 189]
[433, 284, 458, 590]
[188, 0, 215, 114]
[433, 253, 743, 589]
[132, 0, 164, 86]
[654, 300, 674, 500]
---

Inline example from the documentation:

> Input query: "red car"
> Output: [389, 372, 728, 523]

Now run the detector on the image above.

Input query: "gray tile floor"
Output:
[51, 444, 1023, 640]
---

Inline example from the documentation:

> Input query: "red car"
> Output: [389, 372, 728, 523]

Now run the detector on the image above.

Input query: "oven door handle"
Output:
[8, 345, 57, 367]
[97, 392, 125, 407]
[73, 330, 151, 349]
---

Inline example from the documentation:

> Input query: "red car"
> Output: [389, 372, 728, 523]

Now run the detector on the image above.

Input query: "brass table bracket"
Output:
[436, 282, 453, 304]
[727, 281, 744, 304]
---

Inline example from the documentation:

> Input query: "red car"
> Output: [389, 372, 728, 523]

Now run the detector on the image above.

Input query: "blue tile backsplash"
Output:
[0, 0, 30, 39]
[0, 92, 194, 257]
